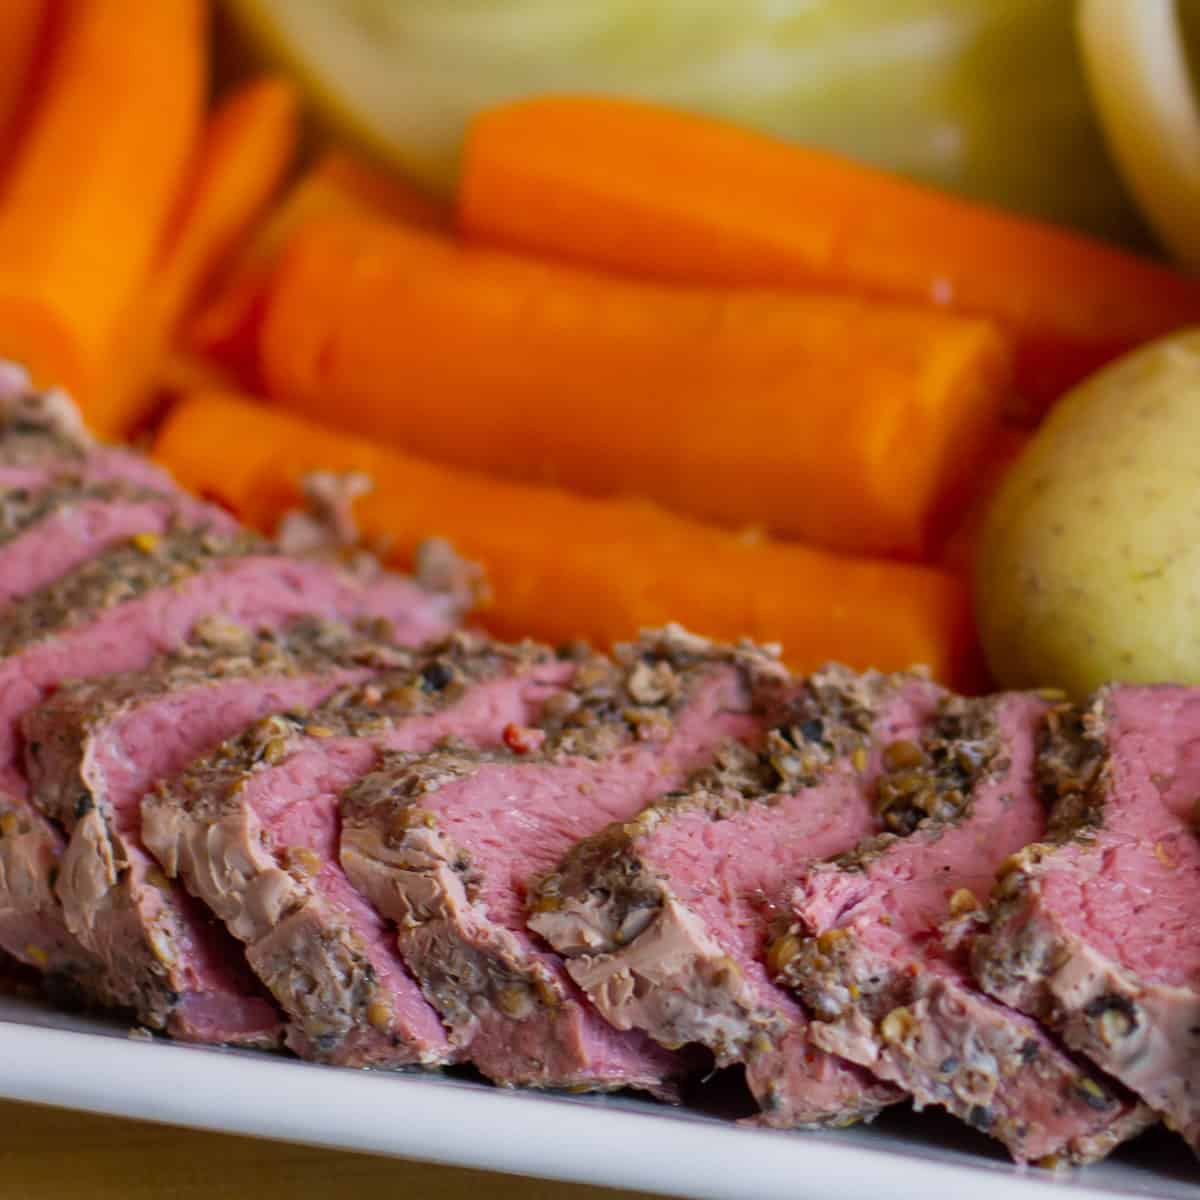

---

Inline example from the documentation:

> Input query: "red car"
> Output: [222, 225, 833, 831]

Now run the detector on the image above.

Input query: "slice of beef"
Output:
[972, 686, 1200, 1153]
[779, 692, 1152, 1164]
[527, 666, 944, 1126]
[0, 480, 233, 613]
[142, 635, 573, 1068]
[0, 529, 465, 989]
[339, 628, 788, 1097]
[22, 618, 412, 1045]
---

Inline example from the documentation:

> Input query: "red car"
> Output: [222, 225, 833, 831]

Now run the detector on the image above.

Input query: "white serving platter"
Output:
[0, 992, 1195, 1199]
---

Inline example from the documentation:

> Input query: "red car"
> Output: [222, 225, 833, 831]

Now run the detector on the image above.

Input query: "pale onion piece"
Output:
[1077, 0, 1200, 269]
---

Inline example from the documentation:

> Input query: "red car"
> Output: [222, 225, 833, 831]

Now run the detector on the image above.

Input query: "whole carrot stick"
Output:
[185, 148, 447, 385]
[258, 217, 1011, 560]
[0, 0, 206, 404]
[153, 391, 978, 685]
[91, 76, 300, 439]
[0, 0, 50, 166]
[459, 96, 1200, 408]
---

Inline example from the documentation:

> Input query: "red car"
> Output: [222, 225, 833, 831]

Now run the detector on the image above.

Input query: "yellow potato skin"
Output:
[976, 329, 1200, 697]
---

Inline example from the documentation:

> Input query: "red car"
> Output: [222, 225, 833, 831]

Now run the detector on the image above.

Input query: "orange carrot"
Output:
[90, 76, 300, 438]
[258, 216, 1011, 560]
[0, 0, 50, 165]
[0, 0, 206, 404]
[459, 96, 1200, 408]
[185, 148, 447, 384]
[154, 392, 977, 685]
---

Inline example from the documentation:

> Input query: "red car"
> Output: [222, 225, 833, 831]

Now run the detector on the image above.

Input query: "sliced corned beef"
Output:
[0, 480, 233, 613]
[972, 687, 1200, 1153]
[339, 628, 787, 1097]
[779, 693, 1152, 1164]
[528, 665, 944, 1125]
[0, 529, 465, 986]
[142, 635, 573, 1068]
[22, 618, 411, 1045]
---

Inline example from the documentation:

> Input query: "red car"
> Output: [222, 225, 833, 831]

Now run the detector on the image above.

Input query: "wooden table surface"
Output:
[0, 1100, 661, 1200]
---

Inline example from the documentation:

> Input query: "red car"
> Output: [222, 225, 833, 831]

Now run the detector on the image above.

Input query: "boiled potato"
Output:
[976, 329, 1200, 696]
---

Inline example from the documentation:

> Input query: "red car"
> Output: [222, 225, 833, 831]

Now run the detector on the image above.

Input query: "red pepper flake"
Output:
[503, 723, 545, 755]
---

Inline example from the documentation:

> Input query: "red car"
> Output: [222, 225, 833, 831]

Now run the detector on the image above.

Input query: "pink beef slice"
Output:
[339, 628, 792, 1097]
[779, 693, 1153, 1164]
[141, 634, 574, 1069]
[527, 665, 945, 1126]
[0, 528, 466, 989]
[21, 619, 415, 1045]
[0, 480, 236, 613]
[972, 686, 1200, 1154]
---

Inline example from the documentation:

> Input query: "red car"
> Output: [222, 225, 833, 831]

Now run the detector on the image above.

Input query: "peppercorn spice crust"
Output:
[778, 692, 1153, 1165]
[972, 686, 1200, 1153]
[339, 626, 787, 1097]
[0, 480, 238, 615]
[0, 480, 174, 546]
[22, 618, 410, 1044]
[0, 527, 262, 659]
[523, 664, 944, 1125]
[142, 633, 573, 1068]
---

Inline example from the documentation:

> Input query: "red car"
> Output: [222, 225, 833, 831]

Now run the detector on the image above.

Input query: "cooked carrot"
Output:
[0, 0, 50, 165]
[459, 96, 1200, 408]
[91, 76, 300, 438]
[154, 392, 977, 685]
[185, 148, 447, 384]
[0, 0, 206, 404]
[257, 217, 1010, 559]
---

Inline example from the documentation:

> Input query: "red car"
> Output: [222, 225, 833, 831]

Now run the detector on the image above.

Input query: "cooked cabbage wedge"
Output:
[226, 0, 1142, 240]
